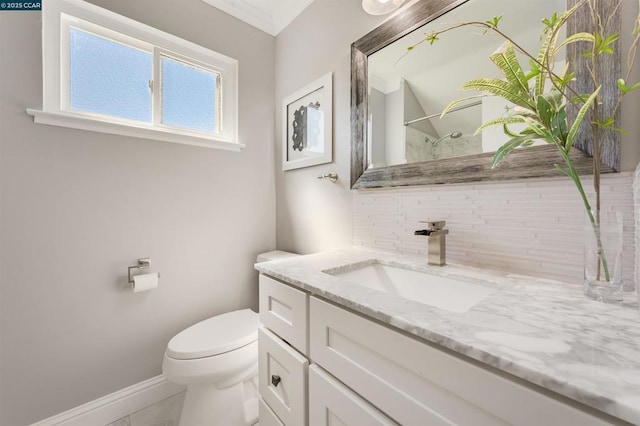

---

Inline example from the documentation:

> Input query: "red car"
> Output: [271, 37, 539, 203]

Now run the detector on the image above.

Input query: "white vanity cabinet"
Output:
[258, 327, 308, 426]
[258, 275, 309, 426]
[259, 274, 615, 426]
[308, 365, 398, 425]
[259, 398, 285, 426]
[309, 297, 615, 426]
[258, 274, 308, 354]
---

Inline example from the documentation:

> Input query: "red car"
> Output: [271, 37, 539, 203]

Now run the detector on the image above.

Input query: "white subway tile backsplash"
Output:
[353, 173, 636, 291]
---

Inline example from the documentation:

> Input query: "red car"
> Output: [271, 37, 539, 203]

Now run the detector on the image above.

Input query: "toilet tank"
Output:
[256, 250, 299, 263]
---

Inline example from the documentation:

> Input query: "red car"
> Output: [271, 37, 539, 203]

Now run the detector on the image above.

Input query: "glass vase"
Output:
[584, 211, 624, 303]
[633, 161, 640, 309]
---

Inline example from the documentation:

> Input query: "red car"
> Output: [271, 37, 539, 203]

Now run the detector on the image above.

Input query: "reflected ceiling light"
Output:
[362, 0, 405, 15]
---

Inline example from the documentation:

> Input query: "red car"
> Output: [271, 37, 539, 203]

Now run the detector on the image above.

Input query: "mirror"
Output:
[368, 0, 565, 166]
[351, 0, 620, 189]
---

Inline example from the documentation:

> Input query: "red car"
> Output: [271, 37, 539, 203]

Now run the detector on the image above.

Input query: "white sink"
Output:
[326, 262, 495, 313]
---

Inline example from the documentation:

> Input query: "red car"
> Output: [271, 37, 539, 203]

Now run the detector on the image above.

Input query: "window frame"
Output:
[28, 0, 241, 151]
[155, 49, 224, 136]
[62, 19, 155, 127]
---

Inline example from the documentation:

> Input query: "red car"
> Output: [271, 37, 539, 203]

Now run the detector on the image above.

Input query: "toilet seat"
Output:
[166, 309, 258, 360]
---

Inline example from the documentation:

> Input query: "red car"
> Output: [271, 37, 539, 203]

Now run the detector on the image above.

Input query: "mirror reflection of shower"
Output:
[399, 96, 484, 164]
[429, 131, 462, 147]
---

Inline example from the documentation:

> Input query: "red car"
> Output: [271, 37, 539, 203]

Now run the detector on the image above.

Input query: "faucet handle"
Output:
[420, 220, 446, 230]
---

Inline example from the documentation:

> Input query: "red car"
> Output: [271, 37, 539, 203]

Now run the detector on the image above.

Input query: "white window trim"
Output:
[27, 0, 242, 151]
[154, 49, 224, 136]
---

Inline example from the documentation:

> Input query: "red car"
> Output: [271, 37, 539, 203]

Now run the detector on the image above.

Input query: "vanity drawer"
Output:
[259, 398, 285, 426]
[259, 326, 308, 426]
[309, 364, 398, 426]
[310, 297, 611, 426]
[259, 274, 308, 354]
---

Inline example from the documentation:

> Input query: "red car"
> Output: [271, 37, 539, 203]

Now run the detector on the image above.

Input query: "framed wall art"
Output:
[282, 72, 333, 171]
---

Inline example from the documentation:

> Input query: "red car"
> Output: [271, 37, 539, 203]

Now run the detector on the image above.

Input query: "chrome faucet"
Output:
[414, 221, 449, 266]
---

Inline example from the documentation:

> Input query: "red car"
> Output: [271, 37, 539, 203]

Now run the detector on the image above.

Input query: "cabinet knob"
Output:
[271, 375, 281, 387]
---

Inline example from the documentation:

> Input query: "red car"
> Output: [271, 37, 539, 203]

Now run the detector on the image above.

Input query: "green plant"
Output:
[407, 0, 639, 283]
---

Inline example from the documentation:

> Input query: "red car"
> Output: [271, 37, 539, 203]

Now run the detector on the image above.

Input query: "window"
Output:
[160, 55, 220, 134]
[68, 27, 153, 123]
[28, 0, 240, 150]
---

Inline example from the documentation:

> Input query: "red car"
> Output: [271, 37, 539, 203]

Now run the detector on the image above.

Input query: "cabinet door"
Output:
[259, 274, 308, 354]
[260, 398, 285, 426]
[310, 296, 612, 426]
[259, 327, 308, 426]
[309, 365, 398, 426]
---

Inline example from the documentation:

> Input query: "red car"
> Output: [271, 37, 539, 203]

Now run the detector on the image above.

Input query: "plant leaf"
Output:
[461, 78, 535, 110]
[536, 92, 562, 128]
[552, 71, 576, 89]
[595, 32, 619, 56]
[592, 116, 626, 134]
[554, 163, 572, 178]
[554, 32, 595, 54]
[440, 94, 487, 118]
[490, 42, 529, 96]
[491, 135, 536, 168]
[534, 91, 565, 140]
[483, 15, 503, 34]
[535, 2, 582, 95]
[542, 12, 559, 31]
[570, 94, 590, 104]
[522, 116, 552, 139]
[474, 116, 526, 135]
[525, 59, 541, 81]
[551, 106, 567, 141]
[565, 87, 600, 153]
[503, 122, 522, 138]
[485, 15, 503, 29]
[617, 79, 640, 94]
[595, 116, 615, 129]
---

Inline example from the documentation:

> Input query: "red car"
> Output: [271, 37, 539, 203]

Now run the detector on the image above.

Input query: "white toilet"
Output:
[162, 250, 298, 426]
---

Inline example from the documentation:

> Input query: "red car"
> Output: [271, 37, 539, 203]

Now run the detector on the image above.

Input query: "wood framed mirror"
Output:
[351, 0, 620, 189]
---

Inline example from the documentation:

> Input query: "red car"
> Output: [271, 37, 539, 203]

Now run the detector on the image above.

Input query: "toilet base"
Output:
[179, 375, 259, 426]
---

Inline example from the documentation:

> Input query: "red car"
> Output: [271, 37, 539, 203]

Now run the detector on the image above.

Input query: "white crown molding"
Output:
[201, 0, 314, 36]
[202, 0, 274, 34]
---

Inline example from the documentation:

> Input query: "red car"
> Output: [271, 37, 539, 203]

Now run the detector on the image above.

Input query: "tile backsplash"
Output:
[353, 173, 635, 290]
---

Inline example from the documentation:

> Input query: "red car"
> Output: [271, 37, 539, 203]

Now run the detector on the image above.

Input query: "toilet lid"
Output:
[166, 309, 258, 360]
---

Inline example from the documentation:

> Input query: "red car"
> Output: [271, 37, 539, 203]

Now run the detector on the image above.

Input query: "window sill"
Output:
[26, 109, 244, 151]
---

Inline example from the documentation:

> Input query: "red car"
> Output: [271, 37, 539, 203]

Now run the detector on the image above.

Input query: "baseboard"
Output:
[30, 376, 186, 426]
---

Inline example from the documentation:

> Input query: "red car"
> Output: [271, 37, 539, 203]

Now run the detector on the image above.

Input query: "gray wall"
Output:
[384, 86, 406, 165]
[403, 82, 437, 137]
[274, 0, 383, 254]
[369, 88, 387, 167]
[274, 1, 640, 250]
[0, 1, 275, 424]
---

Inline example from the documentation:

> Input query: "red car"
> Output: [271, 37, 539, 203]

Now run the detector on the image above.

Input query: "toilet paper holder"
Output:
[128, 258, 159, 284]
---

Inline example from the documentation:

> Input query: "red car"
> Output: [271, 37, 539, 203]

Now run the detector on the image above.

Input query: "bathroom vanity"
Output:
[255, 248, 640, 425]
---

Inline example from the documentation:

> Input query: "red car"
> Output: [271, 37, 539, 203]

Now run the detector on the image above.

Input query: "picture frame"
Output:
[282, 72, 333, 171]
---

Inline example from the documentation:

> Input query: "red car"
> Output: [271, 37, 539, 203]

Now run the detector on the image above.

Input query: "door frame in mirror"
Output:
[350, 0, 620, 189]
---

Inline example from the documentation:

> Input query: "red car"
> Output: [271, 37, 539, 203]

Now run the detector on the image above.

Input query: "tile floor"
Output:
[106, 391, 185, 426]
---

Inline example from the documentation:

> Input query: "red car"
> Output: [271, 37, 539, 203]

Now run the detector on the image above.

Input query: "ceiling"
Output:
[201, 0, 315, 36]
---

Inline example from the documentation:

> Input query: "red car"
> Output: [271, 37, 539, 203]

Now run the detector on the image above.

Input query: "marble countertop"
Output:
[255, 247, 640, 425]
